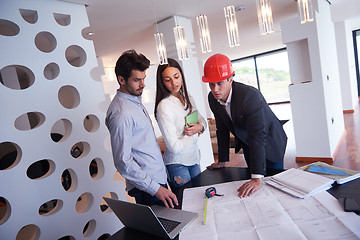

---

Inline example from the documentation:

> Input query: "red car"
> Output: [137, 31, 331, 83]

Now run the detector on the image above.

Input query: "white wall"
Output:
[0, 0, 126, 239]
[281, 0, 345, 159]
[334, 14, 360, 111]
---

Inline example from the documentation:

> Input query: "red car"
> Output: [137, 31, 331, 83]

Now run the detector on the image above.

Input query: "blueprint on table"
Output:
[181, 179, 360, 240]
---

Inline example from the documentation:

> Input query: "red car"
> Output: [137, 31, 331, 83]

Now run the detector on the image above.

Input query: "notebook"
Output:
[103, 197, 198, 239]
[299, 161, 360, 184]
[185, 110, 198, 128]
[264, 168, 335, 198]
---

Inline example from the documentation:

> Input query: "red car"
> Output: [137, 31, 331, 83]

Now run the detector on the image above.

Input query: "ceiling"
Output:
[61, 0, 351, 67]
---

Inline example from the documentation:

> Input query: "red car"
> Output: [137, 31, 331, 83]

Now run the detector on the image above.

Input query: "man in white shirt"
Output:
[106, 50, 178, 208]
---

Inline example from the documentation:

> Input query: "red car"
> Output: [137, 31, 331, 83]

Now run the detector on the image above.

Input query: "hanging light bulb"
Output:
[173, 25, 189, 61]
[224, 5, 240, 47]
[196, 14, 212, 53]
[152, 0, 168, 65]
[154, 32, 168, 65]
[256, 0, 274, 34]
[298, 0, 314, 24]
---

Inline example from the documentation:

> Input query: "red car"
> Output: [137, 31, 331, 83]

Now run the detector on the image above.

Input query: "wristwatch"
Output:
[199, 124, 205, 134]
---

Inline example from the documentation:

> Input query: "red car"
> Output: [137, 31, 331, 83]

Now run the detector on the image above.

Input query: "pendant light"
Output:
[173, 24, 189, 60]
[224, 5, 240, 47]
[172, 0, 189, 61]
[154, 32, 168, 65]
[256, 0, 274, 34]
[298, 0, 314, 24]
[196, 0, 212, 53]
[152, 0, 168, 65]
[196, 15, 212, 53]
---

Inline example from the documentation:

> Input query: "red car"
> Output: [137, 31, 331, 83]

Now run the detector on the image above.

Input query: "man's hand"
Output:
[206, 162, 226, 169]
[237, 178, 262, 198]
[155, 186, 179, 208]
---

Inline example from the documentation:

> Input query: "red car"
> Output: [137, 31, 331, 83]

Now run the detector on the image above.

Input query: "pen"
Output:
[203, 196, 208, 224]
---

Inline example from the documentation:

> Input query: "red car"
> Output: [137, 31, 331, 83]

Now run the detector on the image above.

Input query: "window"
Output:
[353, 29, 360, 96]
[232, 48, 291, 104]
[232, 58, 258, 89]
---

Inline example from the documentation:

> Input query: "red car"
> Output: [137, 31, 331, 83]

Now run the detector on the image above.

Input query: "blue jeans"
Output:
[166, 164, 201, 189]
[128, 183, 168, 207]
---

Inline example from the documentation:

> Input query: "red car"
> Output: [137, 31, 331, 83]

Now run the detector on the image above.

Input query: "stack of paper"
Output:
[264, 168, 335, 198]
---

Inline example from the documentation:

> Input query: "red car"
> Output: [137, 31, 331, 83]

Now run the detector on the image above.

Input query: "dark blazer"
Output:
[208, 81, 287, 175]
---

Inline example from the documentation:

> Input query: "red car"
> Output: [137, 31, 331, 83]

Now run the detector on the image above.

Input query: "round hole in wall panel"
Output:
[35, 31, 57, 53]
[89, 158, 104, 180]
[27, 159, 55, 180]
[53, 13, 71, 26]
[19, 9, 38, 24]
[14, 112, 45, 131]
[58, 236, 75, 240]
[65, 45, 87, 67]
[113, 171, 123, 182]
[50, 119, 72, 142]
[44, 62, 60, 80]
[70, 141, 90, 159]
[100, 192, 118, 213]
[16, 224, 40, 240]
[0, 65, 35, 90]
[61, 168, 77, 192]
[0, 19, 20, 36]
[98, 234, 111, 240]
[90, 66, 102, 82]
[83, 219, 96, 238]
[75, 192, 94, 214]
[58, 85, 80, 109]
[0, 197, 11, 225]
[81, 27, 93, 40]
[38, 199, 63, 216]
[83, 114, 100, 133]
[0, 141, 22, 170]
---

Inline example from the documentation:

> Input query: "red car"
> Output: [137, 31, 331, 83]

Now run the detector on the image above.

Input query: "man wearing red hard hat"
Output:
[202, 53, 287, 198]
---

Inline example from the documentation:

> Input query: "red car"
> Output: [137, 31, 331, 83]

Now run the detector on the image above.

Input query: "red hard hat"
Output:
[202, 54, 234, 83]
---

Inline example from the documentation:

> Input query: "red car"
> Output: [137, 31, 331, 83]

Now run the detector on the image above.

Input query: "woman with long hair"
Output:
[154, 58, 207, 189]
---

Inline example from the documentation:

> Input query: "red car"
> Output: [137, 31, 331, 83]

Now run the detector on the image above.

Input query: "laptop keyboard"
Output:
[158, 217, 181, 233]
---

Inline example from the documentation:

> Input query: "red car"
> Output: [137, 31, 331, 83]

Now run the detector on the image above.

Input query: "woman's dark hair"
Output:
[114, 49, 150, 82]
[154, 58, 192, 118]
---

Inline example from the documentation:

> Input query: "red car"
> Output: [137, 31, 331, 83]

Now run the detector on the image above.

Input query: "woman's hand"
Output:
[184, 123, 204, 136]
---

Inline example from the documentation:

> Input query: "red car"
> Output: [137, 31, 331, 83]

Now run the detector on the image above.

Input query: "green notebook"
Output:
[185, 110, 198, 128]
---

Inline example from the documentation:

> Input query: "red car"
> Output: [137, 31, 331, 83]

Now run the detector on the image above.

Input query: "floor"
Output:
[215, 98, 360, 171]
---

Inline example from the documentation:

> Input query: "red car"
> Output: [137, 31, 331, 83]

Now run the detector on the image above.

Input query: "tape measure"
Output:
[203, 187, 224, 224]
[205, 187, 224, 198]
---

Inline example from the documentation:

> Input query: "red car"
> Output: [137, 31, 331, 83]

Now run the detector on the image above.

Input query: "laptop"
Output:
[103, 197, 198, 239]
